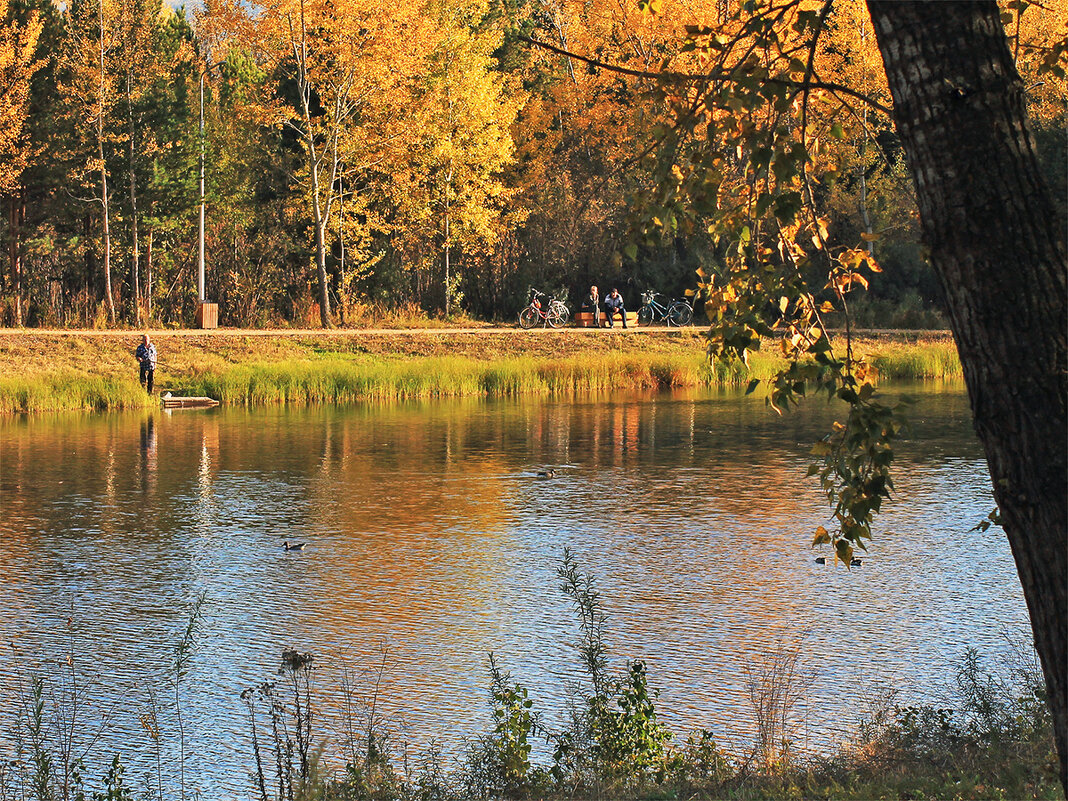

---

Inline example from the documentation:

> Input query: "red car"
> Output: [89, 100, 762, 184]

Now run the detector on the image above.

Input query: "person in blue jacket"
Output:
[135, 334, 157, 393]
[604, 287, 628, 328]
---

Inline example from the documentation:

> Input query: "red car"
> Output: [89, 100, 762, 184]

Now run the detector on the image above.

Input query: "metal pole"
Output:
[198, 70, 206, 305]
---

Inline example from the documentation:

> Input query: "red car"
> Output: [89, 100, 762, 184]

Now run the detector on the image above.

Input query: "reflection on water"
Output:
[0, 385, 1027, 796]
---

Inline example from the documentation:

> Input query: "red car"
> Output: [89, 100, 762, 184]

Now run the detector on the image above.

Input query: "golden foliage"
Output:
[0, 0, 42, 194]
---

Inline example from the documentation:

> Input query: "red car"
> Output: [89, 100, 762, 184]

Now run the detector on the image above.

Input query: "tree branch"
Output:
[520, 35, 893, 116]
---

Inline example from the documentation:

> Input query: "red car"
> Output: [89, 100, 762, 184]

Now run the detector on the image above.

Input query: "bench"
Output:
[575, 310, 639, 328]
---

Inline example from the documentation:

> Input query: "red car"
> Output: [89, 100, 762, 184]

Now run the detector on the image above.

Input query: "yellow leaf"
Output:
[812, 526, 831, 546]
[836, 539, 854, 567]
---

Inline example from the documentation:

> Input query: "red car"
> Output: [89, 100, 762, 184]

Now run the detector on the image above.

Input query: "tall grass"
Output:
[0, 339, 961, 413]
[186, 352, 733, 406]
[866, 338, 963, 380]
[0, 371, 153, 414]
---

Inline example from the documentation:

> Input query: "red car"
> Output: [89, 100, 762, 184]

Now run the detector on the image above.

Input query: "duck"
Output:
[814, 556, 826, 565]
[283, 540, 306, 551]
[536, 469, 556, 479]
[850, 557, 863, 566]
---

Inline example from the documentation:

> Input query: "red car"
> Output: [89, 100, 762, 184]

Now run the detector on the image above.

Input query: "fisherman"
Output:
[135, 333, 157, 393]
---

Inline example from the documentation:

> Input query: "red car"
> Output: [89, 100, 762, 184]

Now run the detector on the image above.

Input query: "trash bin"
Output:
[196, 301, 218, 329]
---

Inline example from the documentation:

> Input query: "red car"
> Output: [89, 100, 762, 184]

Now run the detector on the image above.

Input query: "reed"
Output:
[185, 352, 727, 406]
[0, 371, 153, 414]
[865, 338, 963, 380]
[0, 333, 961, 413]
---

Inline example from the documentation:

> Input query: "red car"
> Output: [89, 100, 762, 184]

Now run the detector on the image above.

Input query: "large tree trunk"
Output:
[867, 1, 1068, 787]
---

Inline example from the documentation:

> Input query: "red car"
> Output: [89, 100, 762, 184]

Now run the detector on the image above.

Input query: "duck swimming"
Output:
[536, 469, 555, 479]
[814, 556, 826, 565]
[283, 540, 306, 551]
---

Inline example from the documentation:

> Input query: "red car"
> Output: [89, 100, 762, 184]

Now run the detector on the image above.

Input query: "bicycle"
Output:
[518, 288, 570, 329]
[637, 291, 694, 326]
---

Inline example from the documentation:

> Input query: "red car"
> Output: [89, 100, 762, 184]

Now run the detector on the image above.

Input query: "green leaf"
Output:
[745, 378, 760, 395]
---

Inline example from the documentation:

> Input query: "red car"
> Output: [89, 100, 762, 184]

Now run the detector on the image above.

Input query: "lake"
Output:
[0, 384, 1028, 797]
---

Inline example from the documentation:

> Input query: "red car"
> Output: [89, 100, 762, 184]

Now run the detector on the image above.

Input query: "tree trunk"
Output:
[7, 194, 22, 325]
[290, 6, 332, 330]
[146, 224, 153, 320]
[127, 70, 140, 324]
[313, 211, 332, 328]
[444, 197, 450, 318]
[98, 0, 114, 324]
[867, 1, 1067, 787]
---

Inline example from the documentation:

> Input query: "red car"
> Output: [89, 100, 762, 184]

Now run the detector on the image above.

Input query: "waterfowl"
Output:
[536, 469, 556, 479]
[283, 540, 306, 551]
[814, 556, 826, 565]
[850, 557, 863, 566]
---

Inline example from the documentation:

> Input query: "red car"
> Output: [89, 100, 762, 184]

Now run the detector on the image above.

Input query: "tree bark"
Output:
[98, 0, 114, 324]
[867, 1, 1067, 787]
[289, 6, 333, 329]
[7, 193, 22, 325]
[127, 69, 140, 324]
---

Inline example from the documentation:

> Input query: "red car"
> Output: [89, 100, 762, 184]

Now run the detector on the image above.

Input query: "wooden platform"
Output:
[161, 395, 220, 409]
[575, 311, 639, 328]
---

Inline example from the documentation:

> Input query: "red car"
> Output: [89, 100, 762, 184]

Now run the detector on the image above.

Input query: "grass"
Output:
[0, 329, 961, 413]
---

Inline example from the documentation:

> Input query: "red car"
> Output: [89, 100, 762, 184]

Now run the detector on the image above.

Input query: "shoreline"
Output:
[0, 329, 961, 414]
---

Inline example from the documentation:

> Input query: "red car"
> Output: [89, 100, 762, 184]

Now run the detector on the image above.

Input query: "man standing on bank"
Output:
[136, 333, 157, 393]
[604, 287, 627, 328]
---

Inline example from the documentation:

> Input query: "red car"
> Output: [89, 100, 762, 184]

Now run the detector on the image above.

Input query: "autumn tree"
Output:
[58, 0, 122, 323]
[402, 0, 521, 315]
[0, 0, 42, 323]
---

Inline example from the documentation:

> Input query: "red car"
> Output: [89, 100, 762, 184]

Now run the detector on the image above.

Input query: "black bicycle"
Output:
[637, 291, 694, 326]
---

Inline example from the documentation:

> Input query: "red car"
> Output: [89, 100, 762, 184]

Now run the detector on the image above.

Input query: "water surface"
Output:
[0, 385, 1026, 796]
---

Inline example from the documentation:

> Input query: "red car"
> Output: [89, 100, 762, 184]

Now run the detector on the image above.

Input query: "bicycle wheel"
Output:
[667, 302, 694, 326]
[637, 306, 654, 326]
[519, 306, 539, 329]
[547, 305, 568, 328]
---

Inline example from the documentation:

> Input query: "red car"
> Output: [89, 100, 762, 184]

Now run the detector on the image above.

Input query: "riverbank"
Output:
[0, 328, 961, 413]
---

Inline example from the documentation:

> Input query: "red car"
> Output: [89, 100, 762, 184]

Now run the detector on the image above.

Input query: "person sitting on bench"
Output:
[604, 288, 627, 329]
[581, 285, 601, 327]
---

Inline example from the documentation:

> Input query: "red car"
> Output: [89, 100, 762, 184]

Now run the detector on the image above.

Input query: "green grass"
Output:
[0, 370, 155, 414]
[866, 337, 963, 380]
[0, 334, 962, 413]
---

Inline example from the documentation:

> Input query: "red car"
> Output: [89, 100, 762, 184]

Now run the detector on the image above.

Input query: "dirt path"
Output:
[0, 326, 948, 337]
[0, 326, 663, 336]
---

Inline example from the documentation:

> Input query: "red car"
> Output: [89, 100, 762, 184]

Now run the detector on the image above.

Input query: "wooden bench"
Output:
[575, 310, 639, 328]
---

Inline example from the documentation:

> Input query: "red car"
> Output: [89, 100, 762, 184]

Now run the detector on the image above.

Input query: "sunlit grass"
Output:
[0, 371, 153, 414]
[864, 337, 963, 379]
[187, 352, 728, 405]
[0, 332, 961, 412]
